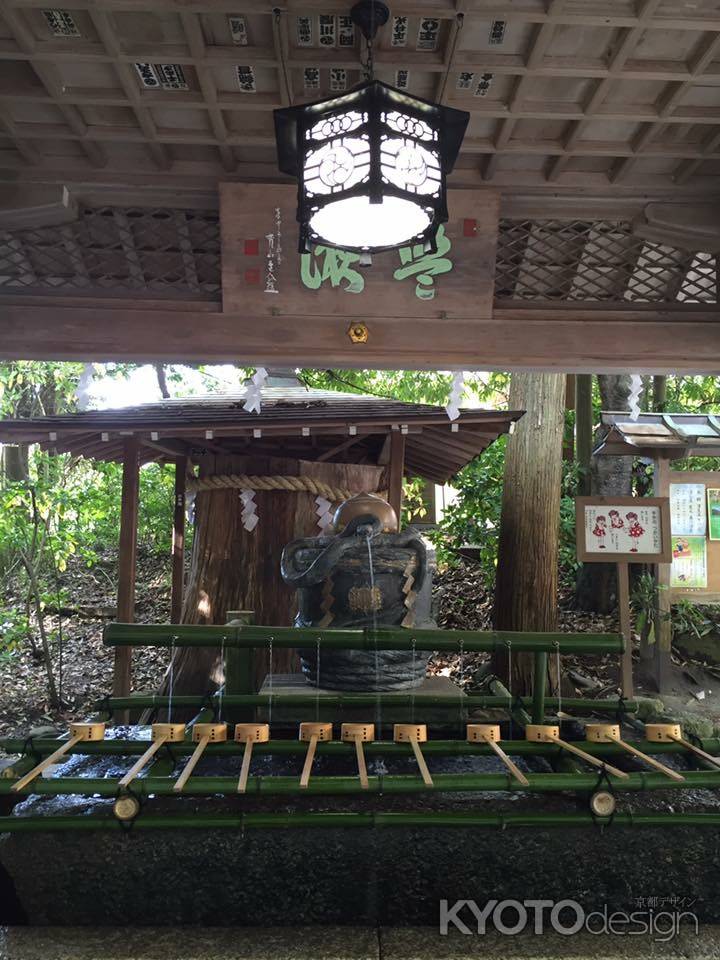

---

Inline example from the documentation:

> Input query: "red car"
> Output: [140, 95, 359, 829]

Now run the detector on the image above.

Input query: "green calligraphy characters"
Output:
[299, 225, 453, 299]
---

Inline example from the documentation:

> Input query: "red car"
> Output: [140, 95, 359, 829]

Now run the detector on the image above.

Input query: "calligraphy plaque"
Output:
[220, 183, 499, 318]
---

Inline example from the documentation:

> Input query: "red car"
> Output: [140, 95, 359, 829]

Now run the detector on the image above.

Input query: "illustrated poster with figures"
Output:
[575, 497, 671, 563]
[584, 504, 662, 554]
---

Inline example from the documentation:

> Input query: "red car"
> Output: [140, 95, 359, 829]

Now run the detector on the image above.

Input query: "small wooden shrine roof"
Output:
[0, 387, 523, 485]
[595, 411, 720, 460]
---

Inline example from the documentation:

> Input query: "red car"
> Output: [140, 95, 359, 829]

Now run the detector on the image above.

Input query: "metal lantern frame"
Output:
[274, 80, 469, 254]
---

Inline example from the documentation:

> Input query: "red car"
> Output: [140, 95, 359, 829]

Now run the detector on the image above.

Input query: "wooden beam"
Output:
[114, 435, 140, 711]
[388, 431, 406, 527]
[0, 302, 717, 372]
[170, 455, 187, 624]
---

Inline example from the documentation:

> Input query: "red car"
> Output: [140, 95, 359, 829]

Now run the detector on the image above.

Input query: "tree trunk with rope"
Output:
[155, 454, 385, 709]
[492, 373, 566, 696]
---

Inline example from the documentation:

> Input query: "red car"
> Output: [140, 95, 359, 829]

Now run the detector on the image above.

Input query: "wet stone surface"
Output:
[2, 723, 720, 925]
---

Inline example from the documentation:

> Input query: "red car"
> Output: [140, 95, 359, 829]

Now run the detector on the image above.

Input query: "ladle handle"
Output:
[173, 735, 209, 793]
[410, 736, 433, 787]
[554, 737, 629, 779]
[300, 734, 319, 789]
[611, 737, 685, 782]
[238, 740, 254, 794]
[118, 737, 165, 789]
[671, 734, 720, 770]
[354, 735, 369, 790]
[487, 738, 530, 787]
[11, 734, 83, 792]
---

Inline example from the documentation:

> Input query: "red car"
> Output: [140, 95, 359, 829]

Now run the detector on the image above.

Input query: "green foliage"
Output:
[671, 599, 719, 642]
[430, 435, 506, 575]
[402, 476, 429, 525]
[631, 571, 664, 646]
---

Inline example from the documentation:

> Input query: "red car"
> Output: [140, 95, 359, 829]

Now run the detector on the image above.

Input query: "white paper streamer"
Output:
[445, 371, 465, 421]
[315, 495, 335, 534]
[240, 489, 259, 532]
[243, 367, 268, 414]
[185, 489, 196, 525]
[628, 374, 643, 421]
[75, 362, 97, 411]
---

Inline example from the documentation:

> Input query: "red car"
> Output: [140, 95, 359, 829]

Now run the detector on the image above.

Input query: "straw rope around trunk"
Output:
[187, 473, 387, 503]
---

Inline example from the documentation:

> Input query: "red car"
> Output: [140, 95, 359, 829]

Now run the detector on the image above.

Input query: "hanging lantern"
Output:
[274, 1, 469, 254]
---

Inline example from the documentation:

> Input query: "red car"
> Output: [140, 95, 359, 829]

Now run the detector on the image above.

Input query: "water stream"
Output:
[458, 638, 465, 736]
[366, 532, 381, 738]
[168, 639, 176, 723]
[268, 635, 273, 727]
[217, 637, 226, 722]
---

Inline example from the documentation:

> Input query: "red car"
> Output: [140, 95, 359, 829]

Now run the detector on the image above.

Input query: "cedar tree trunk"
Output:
[493, 372, 566, 694]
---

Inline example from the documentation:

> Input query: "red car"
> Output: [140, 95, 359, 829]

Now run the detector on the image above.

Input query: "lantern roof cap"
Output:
[274, 79, 469, 179]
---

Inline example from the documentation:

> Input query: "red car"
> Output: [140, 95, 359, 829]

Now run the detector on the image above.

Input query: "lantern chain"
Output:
[273, 8, 294, 105]
[362, 31, 375, 81]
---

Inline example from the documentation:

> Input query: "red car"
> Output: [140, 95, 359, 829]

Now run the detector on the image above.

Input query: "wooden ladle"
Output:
[12, 722, 106, 793]
[467, 723, 529, 786]
[525, 724, 629, 779]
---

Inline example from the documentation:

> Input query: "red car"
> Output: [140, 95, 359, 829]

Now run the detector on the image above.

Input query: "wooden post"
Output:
[575, 375, 593, 497]
[388, 431, 406, 528]
[653, 457, 672, 692]
[113, 437, 140, 711]
[617, 561, 634, 697]
[170, 456, 187, 624]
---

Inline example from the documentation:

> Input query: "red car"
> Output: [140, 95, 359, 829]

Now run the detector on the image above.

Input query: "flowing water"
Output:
[366, 532, 381, 738]
[168, 639, 176, 723]
[268, 635, 273, 727]
[458, 637, 464, 736]
[410, 637, 417, 723]
[217, 637, 226, 722]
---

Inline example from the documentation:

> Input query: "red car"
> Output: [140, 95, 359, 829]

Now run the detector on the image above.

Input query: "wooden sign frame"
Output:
[575, 496, 672, 564]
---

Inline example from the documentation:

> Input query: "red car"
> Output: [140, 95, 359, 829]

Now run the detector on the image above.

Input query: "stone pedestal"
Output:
[256, 673, 465, 726]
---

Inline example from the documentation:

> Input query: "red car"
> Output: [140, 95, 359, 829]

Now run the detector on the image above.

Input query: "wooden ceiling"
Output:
[1, 0, 720, 201]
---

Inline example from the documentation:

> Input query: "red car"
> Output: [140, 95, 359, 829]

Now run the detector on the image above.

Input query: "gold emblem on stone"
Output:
[349, 585, 383, 614]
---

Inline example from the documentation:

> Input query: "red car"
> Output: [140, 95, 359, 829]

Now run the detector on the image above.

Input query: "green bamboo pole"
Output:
[2, 811, 720, 832]
[103, 623, 624, 654]
[2, 769, 717, 798]
[94, 694, 638, 713]
[1, 737, 710, 760]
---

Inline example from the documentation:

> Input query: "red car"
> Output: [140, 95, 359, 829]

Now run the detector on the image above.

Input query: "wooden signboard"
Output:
[575, 496, 671, 698]
[576, 496, 671, 564]
[667, 471, 720, 602]
[220, 183, 500, 320]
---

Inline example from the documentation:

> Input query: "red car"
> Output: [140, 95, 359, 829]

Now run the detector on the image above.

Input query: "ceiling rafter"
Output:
[609, 31, 720, 183]
[545, 0, 662, 182]
[87, 8, 172, 170]
[0, 0, 717, 191]
[0, 0, 107, 168]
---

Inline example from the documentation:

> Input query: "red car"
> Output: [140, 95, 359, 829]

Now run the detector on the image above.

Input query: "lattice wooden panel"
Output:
[0, 207, 221, 298]
[495, 219, 718, 303]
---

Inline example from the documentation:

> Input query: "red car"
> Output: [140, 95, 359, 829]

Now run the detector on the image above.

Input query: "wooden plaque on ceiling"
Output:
[220, 183, 500, 319]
